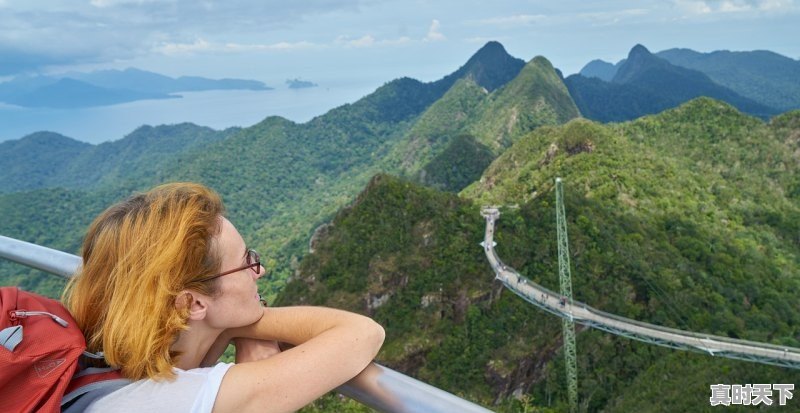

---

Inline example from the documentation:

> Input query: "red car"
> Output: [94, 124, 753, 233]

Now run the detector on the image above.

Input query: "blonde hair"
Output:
[63, 182, 225, 380]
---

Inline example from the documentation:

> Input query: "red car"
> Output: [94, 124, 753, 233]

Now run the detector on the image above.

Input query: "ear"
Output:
[176, 291, 210, 321]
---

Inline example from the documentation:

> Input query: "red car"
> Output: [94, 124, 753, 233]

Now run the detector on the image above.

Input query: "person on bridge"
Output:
[64, 182, 385, 413]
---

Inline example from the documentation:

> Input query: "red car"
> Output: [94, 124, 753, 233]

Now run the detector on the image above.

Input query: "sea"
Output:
[0, 80, 380, 145]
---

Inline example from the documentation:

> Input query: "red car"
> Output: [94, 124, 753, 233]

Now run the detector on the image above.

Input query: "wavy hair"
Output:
[63, 182, 225, 380]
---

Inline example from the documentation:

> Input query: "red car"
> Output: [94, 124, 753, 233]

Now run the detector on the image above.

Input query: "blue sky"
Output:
[1, 0, 798, 87]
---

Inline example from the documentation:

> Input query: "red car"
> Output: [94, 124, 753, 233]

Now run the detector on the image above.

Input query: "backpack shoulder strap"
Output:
[61, 367, 132, 412]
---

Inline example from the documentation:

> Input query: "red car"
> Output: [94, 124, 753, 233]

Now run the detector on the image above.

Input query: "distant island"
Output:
[286, 78, 318, 89]
[0, 68, 272, 109]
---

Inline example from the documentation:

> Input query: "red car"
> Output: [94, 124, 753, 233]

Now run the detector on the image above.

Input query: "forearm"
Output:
[228, 306, 383, 347]
[212, 307, 385, 413]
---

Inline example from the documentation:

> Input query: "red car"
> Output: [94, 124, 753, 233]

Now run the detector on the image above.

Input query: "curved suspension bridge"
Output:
[480, 206, 800, 370]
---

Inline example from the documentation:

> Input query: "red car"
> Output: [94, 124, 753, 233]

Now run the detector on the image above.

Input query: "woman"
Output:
[63, 182, 385, 413]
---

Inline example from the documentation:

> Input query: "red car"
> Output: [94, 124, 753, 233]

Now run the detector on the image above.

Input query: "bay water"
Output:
[0, 80, 379, 144]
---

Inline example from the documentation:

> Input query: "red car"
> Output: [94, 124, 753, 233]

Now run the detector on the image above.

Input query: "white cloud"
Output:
[465, 36, 510, 44]
[423, 19, 445, 42]
[719, 0, 753, 12]
[473, 14, 547, 26]
[337, 34, 375, 47]
[154, 38, 316, 55]
[578, 8, 649, 20]
[383, 36, 411, 45]
[90, 0, 168, 8]
[673, 0, 713, 14]
[0, 0, 369, 75]
[262, 41, 316, 50]
[673, 0, 796, 15]
[757, 0, 795, 10]
[335, 34, 410, 48]
[471, 9, 647, 28]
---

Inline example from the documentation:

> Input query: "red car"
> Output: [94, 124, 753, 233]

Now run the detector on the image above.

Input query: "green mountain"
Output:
[0, 132, 91, 193]
[278, 99, 800, 412]
[384, 78, 490, 176]
[470, 56, 579, 151]
[0, 123, 235, 193]
[565, 45, 779, 122]
[0, 42, 532, 298]
[386, 55, 580, 190]
[5, 40, 799, 411]
[436, 41, 526, 93]
[657, 48, 800, 111]
[578, 59, 622, 82]
[0, 186, 132, 297]
[578, 47, 800, 112]
[420, 134, 495, 192]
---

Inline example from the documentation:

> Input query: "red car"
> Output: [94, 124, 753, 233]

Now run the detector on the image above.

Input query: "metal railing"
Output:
[0, 234, 494, 413]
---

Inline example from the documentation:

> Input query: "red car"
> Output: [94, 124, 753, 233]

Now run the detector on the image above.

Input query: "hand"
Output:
[233, 337, 281, 364]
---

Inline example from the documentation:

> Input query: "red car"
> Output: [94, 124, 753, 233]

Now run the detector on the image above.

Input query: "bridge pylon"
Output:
[556, 178, 579, 413]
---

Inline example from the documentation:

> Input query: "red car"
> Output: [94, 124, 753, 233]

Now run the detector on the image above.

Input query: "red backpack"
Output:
[0, 287, 129, 413]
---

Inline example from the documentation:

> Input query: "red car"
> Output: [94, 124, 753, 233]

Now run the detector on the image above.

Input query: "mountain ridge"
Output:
[2, 41, 800, 412]
[385, 54, 579, 190]
[576, 45, 800, 112]
[566, 44, 778, 122]
[0, 123, 235, 193]
[0, 68, 271, 109]
[656, 48, 800, 111]
[433, 41, 526, 93]
[281, 98, 800, 411]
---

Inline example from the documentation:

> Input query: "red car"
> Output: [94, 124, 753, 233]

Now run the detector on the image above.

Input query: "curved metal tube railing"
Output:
[0, 234, 494, 413]
[480, 208, 800, 370]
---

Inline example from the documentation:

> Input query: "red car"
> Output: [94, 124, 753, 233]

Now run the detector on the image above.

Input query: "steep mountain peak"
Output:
[509, 55, 566, 89]
[466, 54, 579, 149]
[433, 41, 525, 93]
[629, 44, 651, 58]
[612, 44, 669, 84]
[470, 41, 511, 63]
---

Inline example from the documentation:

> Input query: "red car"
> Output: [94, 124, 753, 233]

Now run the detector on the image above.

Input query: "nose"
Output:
[254, 264, 265, 280]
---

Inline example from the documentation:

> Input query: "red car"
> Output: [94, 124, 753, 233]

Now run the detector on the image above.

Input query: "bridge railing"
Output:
[482, 213, 800, 370]
[489, 247, 800, 357]
[0, 235, 494, 413]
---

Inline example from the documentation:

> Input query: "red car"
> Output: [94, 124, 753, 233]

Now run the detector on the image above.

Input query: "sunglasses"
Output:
[200, 249, 261, 282]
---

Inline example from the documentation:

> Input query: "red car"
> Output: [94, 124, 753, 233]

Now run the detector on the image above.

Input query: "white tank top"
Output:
[85, 363, 233, 413]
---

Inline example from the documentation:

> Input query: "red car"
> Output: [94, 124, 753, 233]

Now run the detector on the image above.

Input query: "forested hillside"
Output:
[0, 123, 237, 193]
[386, 55, 579, 189]
[0, 41, 570, 299]
[280, 99, 800, 412]
[2, 40, 800, 413]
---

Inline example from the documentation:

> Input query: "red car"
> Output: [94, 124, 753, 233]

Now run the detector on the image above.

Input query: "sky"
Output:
[1, 0, 798, 91]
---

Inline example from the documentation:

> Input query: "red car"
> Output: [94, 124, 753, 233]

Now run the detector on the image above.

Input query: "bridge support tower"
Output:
[556, 178, 579, 413]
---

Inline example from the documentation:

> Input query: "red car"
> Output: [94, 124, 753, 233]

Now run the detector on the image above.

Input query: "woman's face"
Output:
[205, 216, 265, 329]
